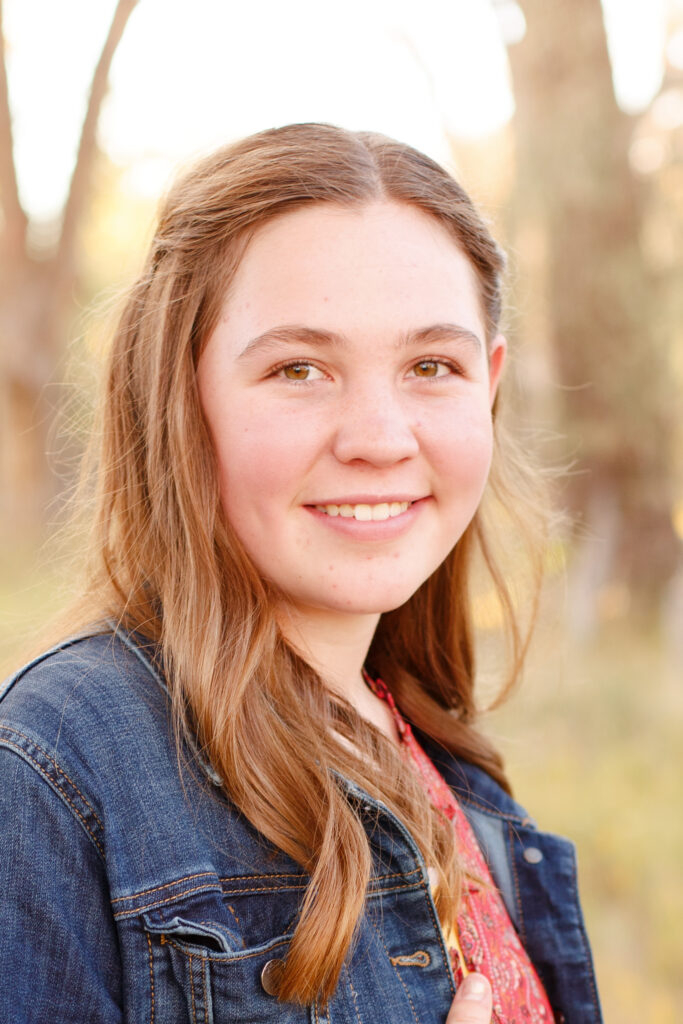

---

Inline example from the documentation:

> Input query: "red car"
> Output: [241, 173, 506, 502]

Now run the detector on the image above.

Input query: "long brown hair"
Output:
[73, 124, 547, 1004]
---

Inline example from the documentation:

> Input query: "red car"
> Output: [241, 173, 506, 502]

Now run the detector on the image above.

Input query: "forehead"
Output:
[219, 200, 485, 345]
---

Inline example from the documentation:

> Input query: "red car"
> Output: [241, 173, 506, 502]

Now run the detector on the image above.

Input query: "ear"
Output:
[487, 333, 507, 407]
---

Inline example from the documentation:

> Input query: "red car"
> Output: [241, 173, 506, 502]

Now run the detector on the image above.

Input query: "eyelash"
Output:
[269, 357, 464, 382]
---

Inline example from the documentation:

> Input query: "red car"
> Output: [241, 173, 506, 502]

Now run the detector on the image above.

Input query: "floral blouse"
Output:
[364, 673, 555, 1024]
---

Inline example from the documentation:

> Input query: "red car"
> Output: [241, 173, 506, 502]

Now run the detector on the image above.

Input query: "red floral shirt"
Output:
[364, 674, 554, 1024]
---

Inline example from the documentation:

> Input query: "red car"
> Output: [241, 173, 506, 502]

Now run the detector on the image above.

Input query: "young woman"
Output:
[0, 123, 603, 1023]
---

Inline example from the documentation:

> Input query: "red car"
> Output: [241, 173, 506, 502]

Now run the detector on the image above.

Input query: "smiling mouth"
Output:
[314, 501, 412, 522]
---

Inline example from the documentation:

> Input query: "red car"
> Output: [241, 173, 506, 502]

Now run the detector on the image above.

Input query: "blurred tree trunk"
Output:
[0, 0, 138, 533]
[507, 0, 681, 629]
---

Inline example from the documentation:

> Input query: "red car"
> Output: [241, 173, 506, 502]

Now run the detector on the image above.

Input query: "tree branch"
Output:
[57, 0, 139, 274]
[0, 0, 28, 254]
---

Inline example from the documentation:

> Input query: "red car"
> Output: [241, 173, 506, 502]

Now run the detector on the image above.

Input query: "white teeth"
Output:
[315, 501, 411, 520]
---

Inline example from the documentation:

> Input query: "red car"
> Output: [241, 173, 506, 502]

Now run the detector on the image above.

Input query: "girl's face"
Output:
[197, 201, 505, 622]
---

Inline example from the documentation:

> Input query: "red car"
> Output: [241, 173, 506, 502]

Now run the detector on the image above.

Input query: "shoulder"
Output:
[1, 627, 167, 717]
[0, 629, 169, 751]
[0, 630, 176, 834]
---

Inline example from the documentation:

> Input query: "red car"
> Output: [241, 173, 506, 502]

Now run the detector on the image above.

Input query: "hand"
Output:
[445, 973, 492, 1024]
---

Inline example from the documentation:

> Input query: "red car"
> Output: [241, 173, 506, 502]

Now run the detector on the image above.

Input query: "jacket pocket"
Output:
[140, 885, 312, 1024]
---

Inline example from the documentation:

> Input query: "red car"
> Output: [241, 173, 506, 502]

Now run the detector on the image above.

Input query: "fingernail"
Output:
[460, 974, 488, 1000]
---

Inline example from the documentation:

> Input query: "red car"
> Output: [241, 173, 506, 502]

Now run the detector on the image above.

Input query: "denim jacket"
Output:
[0, 630, 603, 1023]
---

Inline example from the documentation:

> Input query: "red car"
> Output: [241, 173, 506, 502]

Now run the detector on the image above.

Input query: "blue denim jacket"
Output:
[0, 630, 603, 1023]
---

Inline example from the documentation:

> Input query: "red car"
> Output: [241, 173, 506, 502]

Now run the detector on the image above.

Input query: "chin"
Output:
[317, 585, 421, 617]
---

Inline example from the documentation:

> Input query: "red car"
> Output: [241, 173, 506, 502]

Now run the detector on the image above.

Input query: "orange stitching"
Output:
[0, 739, 105, 857]
[188, 953, 197, 1024]
[113, 876, 416, 920]
[161, 934, 290, 963]
[219, 872, 307, 882]
[202, 952, 209, 1024]
[366, 882, 420, 897]
[389, 950, 431, 967]
[225, 903, 245, 944]
[369, 868, 422, 882]
[0, 725, 104, 830]
[345, 966, 363, 1024]
[368, 914, 420, 1024]
[113, 883, 308, 919]
[112, 871, 310, 907]
[146, 932, 155, 1024]
[413, 872, 455, 994]
[216, 884, 307, 897]
[111, 872, 217, 904]
[113, 884, 223, 918]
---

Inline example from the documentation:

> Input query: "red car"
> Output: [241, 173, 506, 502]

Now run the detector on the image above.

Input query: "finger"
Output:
[445, 973, 493, 1024]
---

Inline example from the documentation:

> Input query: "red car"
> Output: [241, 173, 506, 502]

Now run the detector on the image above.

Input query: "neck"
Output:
[277, 603, 379, 703]
[276, 603, 401, 747]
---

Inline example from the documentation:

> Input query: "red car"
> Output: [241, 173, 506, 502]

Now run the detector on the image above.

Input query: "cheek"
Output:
[430, 405, 494, 482]
[211, 408, 313, 526]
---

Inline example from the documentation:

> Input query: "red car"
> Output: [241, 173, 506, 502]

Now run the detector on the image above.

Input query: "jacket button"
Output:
[523, 846, 543, 864]
[261, 958, 285, 996]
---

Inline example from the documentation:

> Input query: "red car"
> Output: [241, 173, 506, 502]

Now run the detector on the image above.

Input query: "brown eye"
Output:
[283, 364, 310, 380]
[413, 360, 441, 378]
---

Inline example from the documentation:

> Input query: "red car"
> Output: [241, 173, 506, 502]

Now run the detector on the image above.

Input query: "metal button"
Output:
[260, 958, 284, 996]
[523, 846, 544, 864]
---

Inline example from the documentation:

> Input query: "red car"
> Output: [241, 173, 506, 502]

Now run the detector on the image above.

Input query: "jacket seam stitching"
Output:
[507, 820, 527, 945]
[344, 964, 363, 1024]
[367, 913, 421, 1024]
[0, 737, 105, 858]
[189, 952, 197, 1024]
[416, 873, 455, 995]
[111, 872, 221, 903]
[455, 792, 527, 825]
[159, 934, 290, 962]
[0, 724, 104, 831]
[146, 932, 155, 1024]
[115, 879, 421, 919]
[202, 953, 209, 1024]
[367, 882, 423, 897]
[111, 870, 318, 904]
[114, 883, 309, 919]
[0, 632, 101, 701]
[568, 847, 603, 1018]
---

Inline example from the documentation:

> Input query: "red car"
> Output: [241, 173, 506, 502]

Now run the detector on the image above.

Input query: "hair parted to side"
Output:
[72, 123, 548, 1005]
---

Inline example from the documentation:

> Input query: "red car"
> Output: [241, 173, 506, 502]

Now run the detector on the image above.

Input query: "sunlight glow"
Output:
[2, 0, 673, 221]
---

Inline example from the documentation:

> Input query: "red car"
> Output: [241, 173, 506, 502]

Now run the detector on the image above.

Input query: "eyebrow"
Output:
[237, 322, 483, 360]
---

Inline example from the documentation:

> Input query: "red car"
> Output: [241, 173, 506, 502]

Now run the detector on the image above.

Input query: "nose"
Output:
[331, 381, 420, 467]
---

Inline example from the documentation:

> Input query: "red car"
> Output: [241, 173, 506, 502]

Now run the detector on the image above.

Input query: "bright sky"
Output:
[2, 0, 673, 221]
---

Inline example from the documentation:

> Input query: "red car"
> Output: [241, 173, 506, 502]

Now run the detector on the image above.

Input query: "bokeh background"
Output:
[1, 1, 682, 1019]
